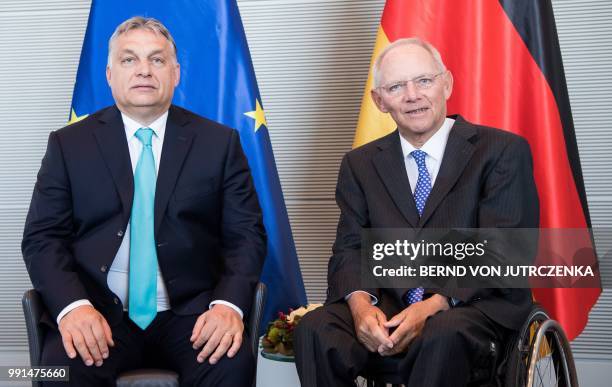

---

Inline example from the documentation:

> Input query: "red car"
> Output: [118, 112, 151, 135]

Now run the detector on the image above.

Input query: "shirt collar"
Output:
[399, 117, 455, 163]
[121, 111, 168, 144]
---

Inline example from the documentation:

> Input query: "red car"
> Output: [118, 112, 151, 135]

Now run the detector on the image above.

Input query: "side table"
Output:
[256, 339, 301, 387]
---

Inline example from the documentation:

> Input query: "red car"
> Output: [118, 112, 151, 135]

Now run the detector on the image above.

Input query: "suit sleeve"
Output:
[22, 131, 89, 321]
[212, 129, 266, 315]
[327, 154, 381, 304]
[425, 135, 539, 303]
[478, 136, 539, 229]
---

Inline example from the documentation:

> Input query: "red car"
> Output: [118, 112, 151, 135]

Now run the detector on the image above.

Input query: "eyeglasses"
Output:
[377, 72, 445, 96]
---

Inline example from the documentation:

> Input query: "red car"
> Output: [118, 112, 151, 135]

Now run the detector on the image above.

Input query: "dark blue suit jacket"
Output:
[22, 105, 266, 326]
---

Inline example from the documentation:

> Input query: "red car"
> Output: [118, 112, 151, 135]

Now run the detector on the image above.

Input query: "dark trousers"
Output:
[294, 301, 507, 387]
[41, 311, 254, 387]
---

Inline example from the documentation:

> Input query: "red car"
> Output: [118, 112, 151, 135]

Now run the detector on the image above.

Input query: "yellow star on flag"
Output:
[68, 109, 89, 125]
[244, 99, 267, 132]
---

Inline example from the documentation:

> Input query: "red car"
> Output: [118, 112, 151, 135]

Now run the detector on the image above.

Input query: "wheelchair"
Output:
[360, 303, 578, 387]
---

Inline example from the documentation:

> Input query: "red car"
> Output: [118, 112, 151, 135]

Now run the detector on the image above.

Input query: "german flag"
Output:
[355, 0, 600, 340]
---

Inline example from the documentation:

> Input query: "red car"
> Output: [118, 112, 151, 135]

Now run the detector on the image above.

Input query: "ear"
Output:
[371, 89, 389, 113]
[443, 70, 453, 100]
[106, 66, 112, 86]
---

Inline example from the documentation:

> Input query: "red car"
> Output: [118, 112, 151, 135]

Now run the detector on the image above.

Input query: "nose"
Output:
[402, 81, 420, 101]
[136, 61, 152, 77]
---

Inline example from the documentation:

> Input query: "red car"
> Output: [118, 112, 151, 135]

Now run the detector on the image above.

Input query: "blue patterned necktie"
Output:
[405, 149, 431, 305]
[129, 128, 158, 329]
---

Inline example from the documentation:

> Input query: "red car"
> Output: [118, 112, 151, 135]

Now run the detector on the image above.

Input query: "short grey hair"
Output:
[372, 37, 446, 88]
[107, 16, 178, 67]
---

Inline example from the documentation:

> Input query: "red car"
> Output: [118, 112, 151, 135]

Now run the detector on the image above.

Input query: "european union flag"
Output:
[70, 0, 307, 332]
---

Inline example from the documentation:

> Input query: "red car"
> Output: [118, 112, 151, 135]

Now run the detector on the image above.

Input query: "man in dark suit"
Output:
[294, 38, 539, 387]
[22, 17, 265, 386]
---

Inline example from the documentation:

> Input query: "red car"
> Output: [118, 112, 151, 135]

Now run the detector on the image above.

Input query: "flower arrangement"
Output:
[261, 304, 322, 356]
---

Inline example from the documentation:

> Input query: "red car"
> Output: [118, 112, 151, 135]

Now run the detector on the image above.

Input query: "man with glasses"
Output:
[294, 38, 539, 387]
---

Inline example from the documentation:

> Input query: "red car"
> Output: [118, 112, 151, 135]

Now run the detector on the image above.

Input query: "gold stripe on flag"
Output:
[354, 26, 396, 148]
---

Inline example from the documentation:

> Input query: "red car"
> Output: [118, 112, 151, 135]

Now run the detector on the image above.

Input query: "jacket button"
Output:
[100, 265, 108, 273]
[117, 230, 124, 237]
[113, 298, 119, 305]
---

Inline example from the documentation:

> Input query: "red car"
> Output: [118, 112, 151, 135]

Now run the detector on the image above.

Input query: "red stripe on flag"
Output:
[380, 0, 599, 339]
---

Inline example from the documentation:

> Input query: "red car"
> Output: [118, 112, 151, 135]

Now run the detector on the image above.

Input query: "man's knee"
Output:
[295, 307, 326, 345]
[419, 310, 470, 351]
[41, 340, 111, 386]
[41, 329, 127, 386]
[298, 303, 354, 337]
[183, 340, 255, 386]
[41, 330, 86, 370]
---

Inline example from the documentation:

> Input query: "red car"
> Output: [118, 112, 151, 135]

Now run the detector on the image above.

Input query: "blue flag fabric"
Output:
[70, 0, 307, 332]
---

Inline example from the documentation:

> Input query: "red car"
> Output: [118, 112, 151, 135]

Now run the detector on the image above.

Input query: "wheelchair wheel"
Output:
[503, 305, 578, 387]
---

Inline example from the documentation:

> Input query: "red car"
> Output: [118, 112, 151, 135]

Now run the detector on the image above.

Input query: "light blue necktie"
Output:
[405, 149, 431, 305]
[129, 128, 158, 329]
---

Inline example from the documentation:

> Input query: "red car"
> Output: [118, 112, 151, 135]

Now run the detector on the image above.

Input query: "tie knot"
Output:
[410, 149, 428, 166]
[135, 128, 154, 147]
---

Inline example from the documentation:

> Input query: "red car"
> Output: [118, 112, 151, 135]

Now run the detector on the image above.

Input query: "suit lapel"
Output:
[93, 106, 134, 225]
[419, 117, 476, 226]
[372, 131, 420, 228]
[154, 106, 194, 236]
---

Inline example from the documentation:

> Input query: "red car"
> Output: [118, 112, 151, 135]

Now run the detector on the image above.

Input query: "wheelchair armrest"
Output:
[22, 289, 45, 367]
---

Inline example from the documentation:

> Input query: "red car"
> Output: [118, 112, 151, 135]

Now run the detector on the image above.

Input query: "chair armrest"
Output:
[22, 289, 45, 367]
[247, 282, 267, 359]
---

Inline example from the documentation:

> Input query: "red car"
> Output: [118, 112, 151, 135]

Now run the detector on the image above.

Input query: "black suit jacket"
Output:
[22, 105, 266, 326]
[327, 115, 539, 330]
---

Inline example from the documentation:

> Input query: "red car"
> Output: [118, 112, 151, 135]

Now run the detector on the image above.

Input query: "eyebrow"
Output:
[385, 73, 437, 84]
[118, 49, 168, 58]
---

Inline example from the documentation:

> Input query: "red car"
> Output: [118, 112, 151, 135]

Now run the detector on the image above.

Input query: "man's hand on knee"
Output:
[347, 293, 393, 353]
[190, 304, 244, 365]
[58, 305, 114, 367]
[379, 294, 449, 356]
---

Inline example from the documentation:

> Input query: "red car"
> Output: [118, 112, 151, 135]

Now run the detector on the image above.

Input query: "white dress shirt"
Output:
[399, 117, 454, 193]
[56, 111, 242, 323]
[346, 117, 455, 305]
